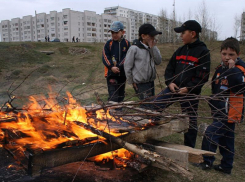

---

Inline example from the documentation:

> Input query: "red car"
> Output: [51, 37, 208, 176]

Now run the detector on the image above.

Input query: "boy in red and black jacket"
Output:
[154, 20, 211, 148]
[200, 37, 245, 174]
[102, 21, 130, 103]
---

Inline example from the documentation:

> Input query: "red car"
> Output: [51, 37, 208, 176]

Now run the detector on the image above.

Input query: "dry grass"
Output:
[0, 41, 244, 182]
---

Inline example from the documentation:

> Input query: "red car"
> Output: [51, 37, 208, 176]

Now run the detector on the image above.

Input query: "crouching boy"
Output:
[200, 37, 245, 174]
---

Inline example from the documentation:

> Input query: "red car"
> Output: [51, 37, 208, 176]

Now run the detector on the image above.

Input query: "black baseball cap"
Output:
[174, 20, 202, 33]
[139, 24, 162, 36]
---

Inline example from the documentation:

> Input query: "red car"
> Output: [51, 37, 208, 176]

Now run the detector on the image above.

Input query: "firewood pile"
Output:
[0, 94, 215, 181]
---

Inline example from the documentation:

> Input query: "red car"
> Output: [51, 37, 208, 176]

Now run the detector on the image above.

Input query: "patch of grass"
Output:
[37, 65, 51, 74]
[11, 69, 22, 76]
[58, 47, 69, 55]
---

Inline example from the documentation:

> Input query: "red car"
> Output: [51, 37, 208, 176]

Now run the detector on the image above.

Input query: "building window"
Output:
[63, 15, 68, 19]
[64, 21, 68, 25]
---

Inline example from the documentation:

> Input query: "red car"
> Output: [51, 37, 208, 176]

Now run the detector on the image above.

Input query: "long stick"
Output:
[74, 121, 193, 180]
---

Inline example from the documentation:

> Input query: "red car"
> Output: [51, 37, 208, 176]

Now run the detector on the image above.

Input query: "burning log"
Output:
[2, 116, 189, 177]
[114, 156, 149, 172]
[75, 122, 193, 180]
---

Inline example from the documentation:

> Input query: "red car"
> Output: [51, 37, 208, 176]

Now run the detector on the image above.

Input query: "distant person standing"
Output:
[76, 37, 78, 42]
[72, 36, 75, 43]
[45, 36, 47, 42]
[47, 36, 50, 42]
[102, 21, 130, 103]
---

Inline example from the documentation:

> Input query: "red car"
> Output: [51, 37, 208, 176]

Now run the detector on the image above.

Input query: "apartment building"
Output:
[241, 12, 245, 41]
[0, 6, 218, 43]
[0, 8, 129, 43]
[104, 6, 159, 41]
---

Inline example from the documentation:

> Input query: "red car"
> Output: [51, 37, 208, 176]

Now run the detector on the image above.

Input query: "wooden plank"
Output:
[39, 51, 54, 55]
[153, 146, 189, 169]
[123, 118, 189, 143]
[155, 142, 216, 163]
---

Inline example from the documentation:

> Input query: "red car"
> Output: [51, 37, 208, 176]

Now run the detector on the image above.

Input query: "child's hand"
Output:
[178, 87, 188, 94]
[228, 59, 235, 69]
[148, 38, 157, 48]
[133, 83, 138, 90]
[111, 67, 120, 74]
[168, 83, 179, 92]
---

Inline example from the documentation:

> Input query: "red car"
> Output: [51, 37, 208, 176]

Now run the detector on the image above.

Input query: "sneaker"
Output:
[213, 164, 231, 174]
[199, 162, 212, 170]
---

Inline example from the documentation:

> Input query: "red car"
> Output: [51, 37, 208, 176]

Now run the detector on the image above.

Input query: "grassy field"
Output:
[0, 41, 244, 182]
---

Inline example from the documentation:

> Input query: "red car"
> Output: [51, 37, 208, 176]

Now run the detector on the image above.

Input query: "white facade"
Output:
[241, 12, 245, 41]
[0, 8, 129, 43]
[0, 6, 218, 43]
[104, 6, 159, 41]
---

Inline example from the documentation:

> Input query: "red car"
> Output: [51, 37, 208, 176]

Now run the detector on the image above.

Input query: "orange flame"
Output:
[88, 148, 134, 162]
[0, 92, 127, 151]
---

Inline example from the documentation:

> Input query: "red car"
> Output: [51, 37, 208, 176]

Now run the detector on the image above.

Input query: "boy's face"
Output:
[180, 30, 196, 44]
[141, 34, 155, 46]
[221, 48, 240, 66]
[111, 30, 125, 41]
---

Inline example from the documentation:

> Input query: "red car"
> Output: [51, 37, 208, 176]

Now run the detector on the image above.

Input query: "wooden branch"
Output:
[75, 121, 193, 180]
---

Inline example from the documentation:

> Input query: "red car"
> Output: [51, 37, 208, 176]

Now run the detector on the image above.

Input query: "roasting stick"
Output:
[74, 121, 193, 180]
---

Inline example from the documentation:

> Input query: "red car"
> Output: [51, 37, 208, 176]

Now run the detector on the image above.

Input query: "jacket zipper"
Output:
[149, 48, 154, 81]
[179, 45, 189, 83]
[118, 40, 121, 76]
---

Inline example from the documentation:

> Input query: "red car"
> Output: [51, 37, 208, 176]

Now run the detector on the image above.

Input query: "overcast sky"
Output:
[0, 0, 245, 40]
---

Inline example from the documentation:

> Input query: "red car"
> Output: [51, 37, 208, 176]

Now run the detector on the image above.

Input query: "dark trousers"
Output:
[134, 81, 155, 109]
[202, 120, 235, 170]
[107, 76, 126, 102]
[153, 87, 199, 148]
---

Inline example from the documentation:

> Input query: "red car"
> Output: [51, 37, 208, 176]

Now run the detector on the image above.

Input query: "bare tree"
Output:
[234, 14, 241, 38]
[195, 0, 210, 41]
[158, 9, 169, 43]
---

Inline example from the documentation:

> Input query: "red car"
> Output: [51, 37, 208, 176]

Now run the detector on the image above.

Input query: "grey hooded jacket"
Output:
[124, 39, 162, 84]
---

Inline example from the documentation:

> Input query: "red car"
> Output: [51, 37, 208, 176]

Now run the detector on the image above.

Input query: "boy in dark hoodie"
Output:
[200, 37, 245, 174]
[102, 21, 130, 103]
[124, 24, 162, 103]
[154, 20, 211, 148]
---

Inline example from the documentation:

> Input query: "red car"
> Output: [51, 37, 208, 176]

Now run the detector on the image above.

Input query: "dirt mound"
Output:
[69, 47, 90, 55]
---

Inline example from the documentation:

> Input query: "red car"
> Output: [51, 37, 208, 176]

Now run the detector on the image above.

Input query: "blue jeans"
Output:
[107, 76, 126, 102]
[153, 87, 199, 148]
[202, 120, 235, 170]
